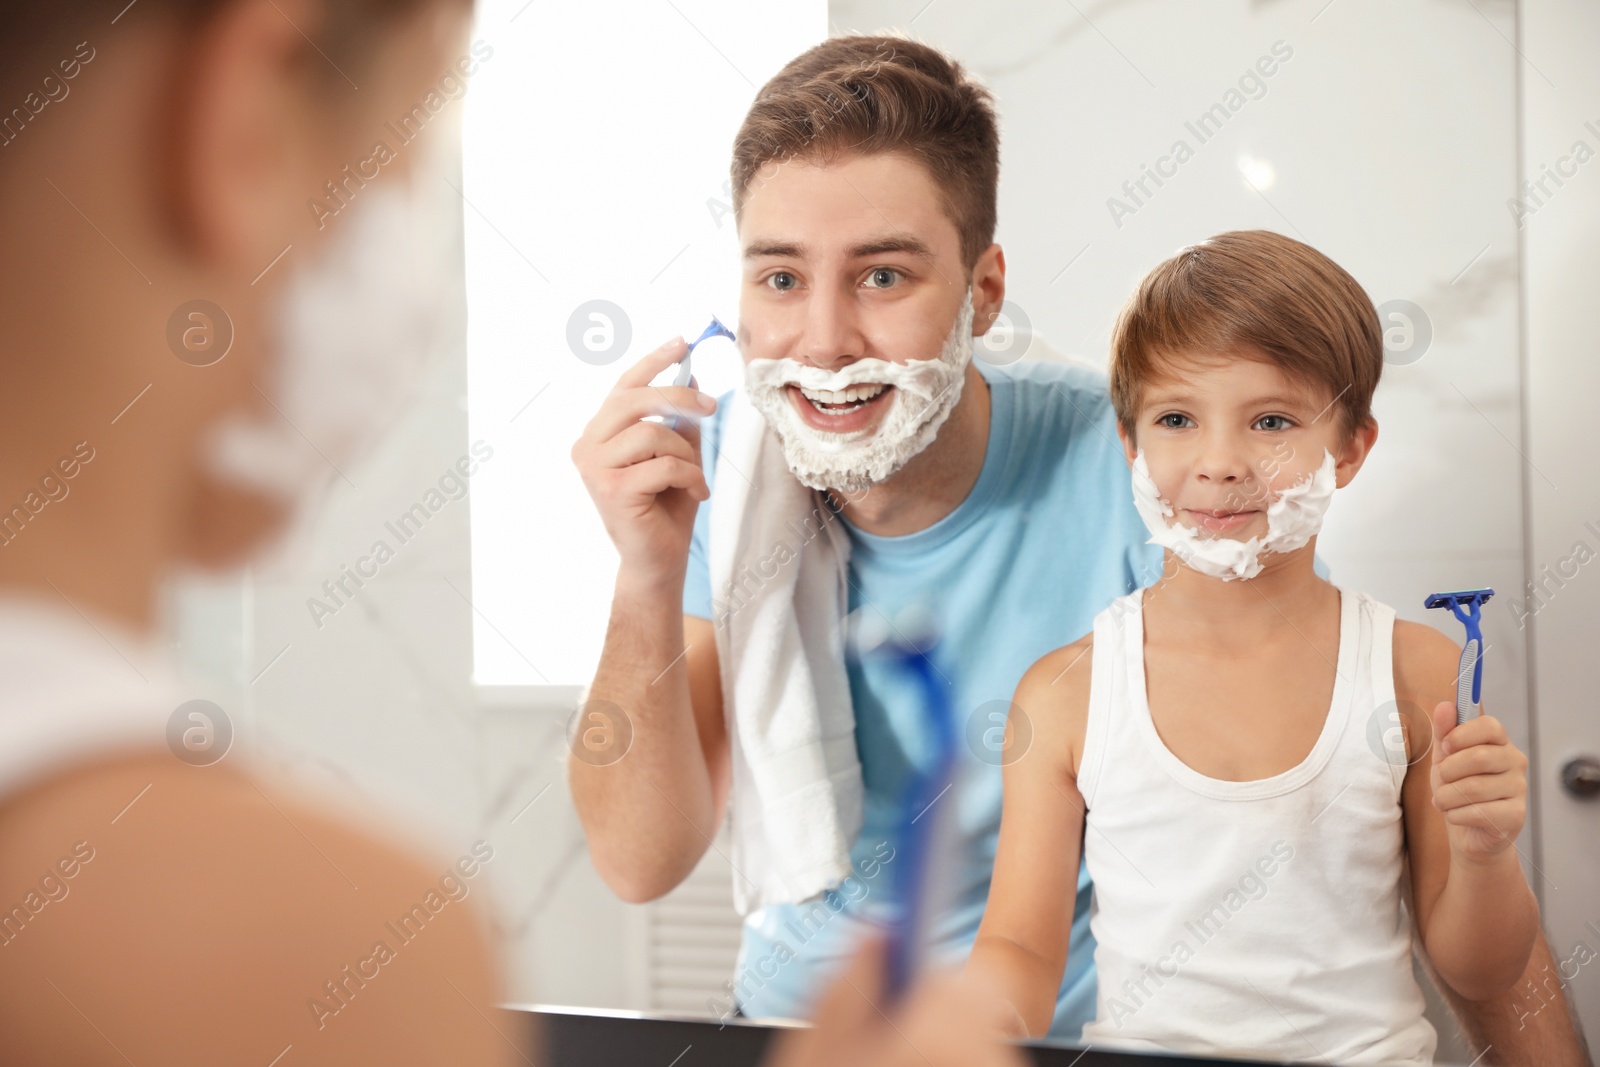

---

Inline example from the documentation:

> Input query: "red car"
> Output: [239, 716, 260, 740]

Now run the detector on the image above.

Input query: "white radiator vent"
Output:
[645, 833, 743, 1016]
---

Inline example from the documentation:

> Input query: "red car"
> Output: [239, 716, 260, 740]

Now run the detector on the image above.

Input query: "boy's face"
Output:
[1117, 350, 1376, 543]
[735, 151, 994, 440]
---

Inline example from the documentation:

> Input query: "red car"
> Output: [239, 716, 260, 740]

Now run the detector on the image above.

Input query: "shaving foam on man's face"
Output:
[733, 150, 988, 494]
[743, 288, 976, 494]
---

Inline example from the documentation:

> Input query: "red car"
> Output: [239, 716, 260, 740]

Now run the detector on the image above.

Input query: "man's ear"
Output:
[970, 243, 1005, 336]
[166, 0, 331, 273]
[1334, 417, 1379, 488]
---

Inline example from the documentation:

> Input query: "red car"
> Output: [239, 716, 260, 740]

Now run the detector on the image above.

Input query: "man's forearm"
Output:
[1426, 924, 1594, 1067]
[569, 570, 717, 902]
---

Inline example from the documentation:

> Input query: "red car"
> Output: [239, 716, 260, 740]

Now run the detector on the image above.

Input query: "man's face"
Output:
[736, 151, 973, 440]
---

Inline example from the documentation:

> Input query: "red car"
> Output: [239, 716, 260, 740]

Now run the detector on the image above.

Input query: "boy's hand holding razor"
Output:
[1428, 703, 1529, 865]
[1408, 590, 1538, 1001]
[1409, 695, 1538, 1000]
[1422, 589, 1530, 865]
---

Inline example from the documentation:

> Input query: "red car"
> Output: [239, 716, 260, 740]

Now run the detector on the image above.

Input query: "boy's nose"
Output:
[1193, 443, 1254, 486]
[1195, 459, 1247, 483]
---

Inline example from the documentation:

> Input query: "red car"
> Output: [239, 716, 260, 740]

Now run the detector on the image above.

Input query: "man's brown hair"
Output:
[730, 35, 1001, 271]
[1109, 230, 1383, 440]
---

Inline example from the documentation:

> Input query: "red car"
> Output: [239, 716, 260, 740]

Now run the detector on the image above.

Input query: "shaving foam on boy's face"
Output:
[743, 288, 976, 494]
[1132, 448, 1337, 581]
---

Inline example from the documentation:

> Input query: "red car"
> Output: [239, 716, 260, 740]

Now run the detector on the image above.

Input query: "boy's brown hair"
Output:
[0, 0, 457, 106]
[730, 35, 1000, 272]
[1109, 230, 1383, 440]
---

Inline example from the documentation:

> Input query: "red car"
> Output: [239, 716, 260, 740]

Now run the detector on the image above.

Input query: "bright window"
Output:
[463, 2, 827, 686]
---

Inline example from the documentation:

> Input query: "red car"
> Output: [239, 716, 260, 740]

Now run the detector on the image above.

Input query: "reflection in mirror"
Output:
[158, 1, 1596, 1065]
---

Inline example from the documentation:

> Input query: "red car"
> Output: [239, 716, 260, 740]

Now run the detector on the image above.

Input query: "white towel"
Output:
[708, 388, 863, 915]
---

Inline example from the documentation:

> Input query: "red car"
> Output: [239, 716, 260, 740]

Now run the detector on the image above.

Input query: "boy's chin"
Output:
[1175, 520, 1268, 542]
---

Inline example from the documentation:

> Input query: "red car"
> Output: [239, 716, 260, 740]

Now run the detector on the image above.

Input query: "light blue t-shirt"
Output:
[683, 359, 1161, 1039]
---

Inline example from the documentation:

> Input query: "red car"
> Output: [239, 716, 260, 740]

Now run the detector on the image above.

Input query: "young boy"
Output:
[967, 230, 1538, 1065]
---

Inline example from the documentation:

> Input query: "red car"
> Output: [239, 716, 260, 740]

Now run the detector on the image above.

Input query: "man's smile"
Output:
[787, 382, 896, 433]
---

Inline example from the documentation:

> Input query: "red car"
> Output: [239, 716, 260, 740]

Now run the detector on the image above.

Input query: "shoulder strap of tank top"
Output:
[1362, 592, 1407, 800]
[1077, 593, 1135, 808]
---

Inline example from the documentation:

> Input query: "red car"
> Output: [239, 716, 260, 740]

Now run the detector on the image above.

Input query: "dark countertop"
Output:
[512, 1005, 1316, 1067]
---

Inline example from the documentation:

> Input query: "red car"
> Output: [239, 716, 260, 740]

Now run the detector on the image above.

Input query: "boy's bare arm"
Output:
[0, 754, 521, 1067]
[1422, 925, 1595, 1067]
[967, 638, 1093, 1038]
[1395, 620, 1539, 1001]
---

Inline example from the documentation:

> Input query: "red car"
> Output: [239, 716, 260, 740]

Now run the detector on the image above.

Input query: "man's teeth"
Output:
[797, 383, 889, 409]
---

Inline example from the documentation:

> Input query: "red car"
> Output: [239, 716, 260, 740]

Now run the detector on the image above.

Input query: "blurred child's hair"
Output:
[1109, 230, 1383, 441]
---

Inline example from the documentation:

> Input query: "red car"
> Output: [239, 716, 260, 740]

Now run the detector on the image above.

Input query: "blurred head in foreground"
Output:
[0, 4, 531, 1064]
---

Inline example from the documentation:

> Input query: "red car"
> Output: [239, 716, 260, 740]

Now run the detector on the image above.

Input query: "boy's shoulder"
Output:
[1016, 589, 1146, 718]
[1342, 591, 1461, 684]
[1391, 616, 1461, 664]
[1025, 630, 1095, 683]
[1015, 631, 1097, 775]
[1391, 615, 1463, 725]
[1338, 598, 1461, 764]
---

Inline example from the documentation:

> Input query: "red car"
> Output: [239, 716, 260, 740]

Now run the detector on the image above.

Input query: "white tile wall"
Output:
[1521, 0, 1600, 1044]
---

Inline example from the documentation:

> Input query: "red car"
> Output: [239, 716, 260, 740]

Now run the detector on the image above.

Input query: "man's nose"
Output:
[794, 285, 863, 369]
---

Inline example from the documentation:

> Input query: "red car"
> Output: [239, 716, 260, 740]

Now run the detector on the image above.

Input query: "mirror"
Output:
[167, 1, 1582, 1063]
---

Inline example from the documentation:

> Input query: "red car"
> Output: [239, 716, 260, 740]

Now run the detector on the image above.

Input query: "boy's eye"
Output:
[767, 271, 799, 292]
[1157, 413, 1194, 429]
[864, 267, 902, 289]
[1254, 414, 1295, 432]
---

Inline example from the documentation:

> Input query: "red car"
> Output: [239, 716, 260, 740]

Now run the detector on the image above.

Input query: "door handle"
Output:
[1561, 757, 1600, 798]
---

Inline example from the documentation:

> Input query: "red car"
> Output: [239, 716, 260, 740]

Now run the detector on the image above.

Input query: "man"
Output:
[0, 5, 1017, 1065]
[572, 34, 1592, 1065]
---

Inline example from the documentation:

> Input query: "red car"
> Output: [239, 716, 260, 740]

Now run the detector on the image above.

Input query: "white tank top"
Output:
[1077, 587, 1437, 1066]
[0, 596, 180, 803]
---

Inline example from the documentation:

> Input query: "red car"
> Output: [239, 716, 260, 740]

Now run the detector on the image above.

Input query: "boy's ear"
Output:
[1334, 417, 1379, 488]
[1116, 421, 1137, 467]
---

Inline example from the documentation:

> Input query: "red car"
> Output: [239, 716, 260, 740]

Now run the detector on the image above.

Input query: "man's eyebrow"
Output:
[848, 235, 933, 259]
[741, 235, 935, 260]
[744, 240, 804, 259]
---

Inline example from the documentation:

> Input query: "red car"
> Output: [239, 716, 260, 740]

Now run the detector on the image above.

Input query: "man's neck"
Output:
[832, 362, 991, 537]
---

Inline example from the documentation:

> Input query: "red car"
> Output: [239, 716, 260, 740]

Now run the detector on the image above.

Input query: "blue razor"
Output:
[1424, 588, 1494, 725]
[847, 605, 959, 1004]
[665, 316, 735, 431]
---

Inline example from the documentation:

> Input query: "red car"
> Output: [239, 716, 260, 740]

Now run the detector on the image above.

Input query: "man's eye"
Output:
[1158, 413, 1193, 429]
[865, 267, 902, 289]
[1254, 414, 1294, 431]
[767, 272, 798, 292]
